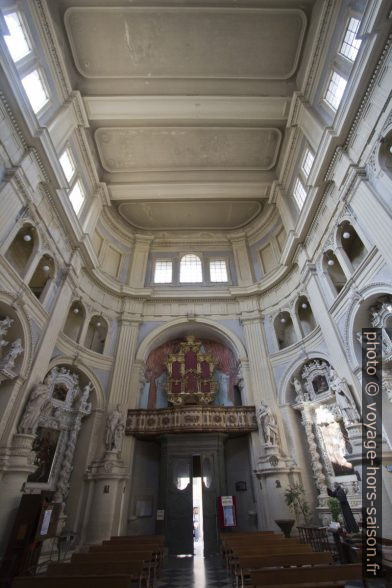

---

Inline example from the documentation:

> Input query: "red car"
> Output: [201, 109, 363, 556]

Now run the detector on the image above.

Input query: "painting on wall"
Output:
[27, 427, 60, 484]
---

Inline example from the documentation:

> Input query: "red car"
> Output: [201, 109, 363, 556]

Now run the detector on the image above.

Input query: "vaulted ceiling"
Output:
[48, 1, 316, 231]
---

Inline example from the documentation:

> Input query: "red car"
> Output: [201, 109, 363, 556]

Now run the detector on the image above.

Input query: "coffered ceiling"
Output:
[48, 1, 315, 231]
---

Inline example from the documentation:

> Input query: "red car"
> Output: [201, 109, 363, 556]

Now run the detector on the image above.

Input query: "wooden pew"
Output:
[235, 552, 333, 587]
[249, 563, 363, 587]
[12, 577, 138, 588]
[46, 561, 148, 587]
[71, 550, 158, 585]
[227, 542, 312, 577]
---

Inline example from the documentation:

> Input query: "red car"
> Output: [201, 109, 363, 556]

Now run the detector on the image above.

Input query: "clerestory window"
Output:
[180, 254, 203, 283]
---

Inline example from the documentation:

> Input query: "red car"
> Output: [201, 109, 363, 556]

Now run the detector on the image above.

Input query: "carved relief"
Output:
[0, 316, 24, 383]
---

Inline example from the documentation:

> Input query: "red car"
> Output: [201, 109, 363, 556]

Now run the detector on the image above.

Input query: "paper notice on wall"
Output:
[221, 496, 233, 506]
[156, 509, 165, 520]
[40, 508, 52, 536]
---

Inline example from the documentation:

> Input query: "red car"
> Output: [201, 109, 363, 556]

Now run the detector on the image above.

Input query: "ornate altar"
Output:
[165, 336, 218, 405]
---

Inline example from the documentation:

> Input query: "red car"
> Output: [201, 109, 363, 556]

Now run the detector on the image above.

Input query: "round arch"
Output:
[47, 356, 105, 411]
[136, 317, 248, 364]
[344, 281, 392, 368]
[277, 351, 332, 406]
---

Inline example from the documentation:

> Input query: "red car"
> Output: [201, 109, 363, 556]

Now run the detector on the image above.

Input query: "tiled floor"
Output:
[157, 555, 231, 588]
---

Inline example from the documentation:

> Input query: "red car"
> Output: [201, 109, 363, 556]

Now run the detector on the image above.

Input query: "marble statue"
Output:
[105, 404, 125, 452]
[257, 402, 279, 446]
[19, 381, 51, 434]
[0, 338, 23, 369]
[328, 368, 360, 424]
[80, 382, 93, 411]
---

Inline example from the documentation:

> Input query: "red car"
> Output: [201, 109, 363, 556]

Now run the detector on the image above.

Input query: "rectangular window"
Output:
[154, 259, 173, 283]
[21, 69, 49, 113]
[209, 259, 228, 282]
[340, 17, 361, 61]
[293, 178, 307, 210]
[3, 12, 31, 62]
[301, 148, 314, 179]
[325, 71, 347, 111]
[69, 180, 85, 215]
[59, 149, 76, 183]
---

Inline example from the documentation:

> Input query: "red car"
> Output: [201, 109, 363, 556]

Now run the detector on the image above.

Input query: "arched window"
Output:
[84, 315, 108, 354]
[179, 254, 202, 283]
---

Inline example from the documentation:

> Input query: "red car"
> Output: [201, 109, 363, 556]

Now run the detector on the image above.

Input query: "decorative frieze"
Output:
[126, 406, 257, 436]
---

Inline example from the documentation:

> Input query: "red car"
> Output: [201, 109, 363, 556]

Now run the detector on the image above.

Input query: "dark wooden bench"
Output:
[12, 577, 137, 588]
[249, 563, 363, 587]
[235, 552, 333, 587]
[46, 561, 148, 587]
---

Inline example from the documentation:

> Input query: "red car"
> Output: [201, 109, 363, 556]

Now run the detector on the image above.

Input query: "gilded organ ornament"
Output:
[165, 335, 218, 405]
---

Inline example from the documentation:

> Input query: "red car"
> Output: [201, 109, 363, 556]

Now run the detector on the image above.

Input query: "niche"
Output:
[274, 311, 297, 350]
[63, 301, 85, 342]
[84, 315, 108, 354]
[5, 225, 36, 276]
[324, 251, 347, 295]
[28, 255, 55, 300]
[297, 297, 316, 336]
[338, 223, 367, 270]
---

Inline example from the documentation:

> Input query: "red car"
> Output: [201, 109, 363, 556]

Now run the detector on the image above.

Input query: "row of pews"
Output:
[12, 535, 165, 588]
[220, 530, 364, 587]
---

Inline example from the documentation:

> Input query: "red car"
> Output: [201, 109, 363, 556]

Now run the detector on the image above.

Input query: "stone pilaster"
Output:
[303, 264, 361, 401]
[0, 433, 36, 554]
[128, 234, 153, 288]
[229, 234, 253, 287]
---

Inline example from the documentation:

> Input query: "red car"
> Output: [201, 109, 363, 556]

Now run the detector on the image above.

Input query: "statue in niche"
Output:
[19, 381, 51, 434]
[257, 402, 280, 447]
[0, 338, 23, 369]
[105, 404, 125, 453]
[328, 368, 360, 425]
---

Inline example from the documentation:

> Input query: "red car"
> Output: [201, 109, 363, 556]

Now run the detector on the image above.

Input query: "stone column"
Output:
[241, 308, 298, 529]
[83, 306, 141, 541]
[334, 246, 353, 280]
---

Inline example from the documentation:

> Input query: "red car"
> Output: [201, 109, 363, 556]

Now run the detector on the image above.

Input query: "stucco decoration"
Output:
[20, 367, 92, 505]
[0, 317, 24, 383]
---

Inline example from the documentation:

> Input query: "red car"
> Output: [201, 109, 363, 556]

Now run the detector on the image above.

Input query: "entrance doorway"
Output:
[160, 434, 226, 556]
[192, 457, 204, 555]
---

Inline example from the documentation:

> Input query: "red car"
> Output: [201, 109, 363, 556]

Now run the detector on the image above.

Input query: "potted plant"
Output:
[328, 497, 341, 523]
[284, 483, 312, 523]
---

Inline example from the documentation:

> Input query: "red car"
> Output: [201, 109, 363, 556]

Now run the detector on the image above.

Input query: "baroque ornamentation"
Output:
[126, 406, 257, 436]
[0, 316, 24, 383]
[19, 367, 92, 504]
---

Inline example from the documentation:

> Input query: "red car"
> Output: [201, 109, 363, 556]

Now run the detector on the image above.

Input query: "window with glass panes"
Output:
[209, 259, 228, 282]
[154, 260, 173, 283]
[325, 71, 347, 110]
[179, 254, 203, 283]
[339, 18, 361, 61]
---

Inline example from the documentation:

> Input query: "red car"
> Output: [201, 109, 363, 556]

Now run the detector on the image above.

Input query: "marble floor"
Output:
[157, 555, 231, 588]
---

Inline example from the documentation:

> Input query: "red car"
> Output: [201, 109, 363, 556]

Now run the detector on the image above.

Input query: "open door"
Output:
[201, 453, 219, 555]
[166, 456, 193, 554]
